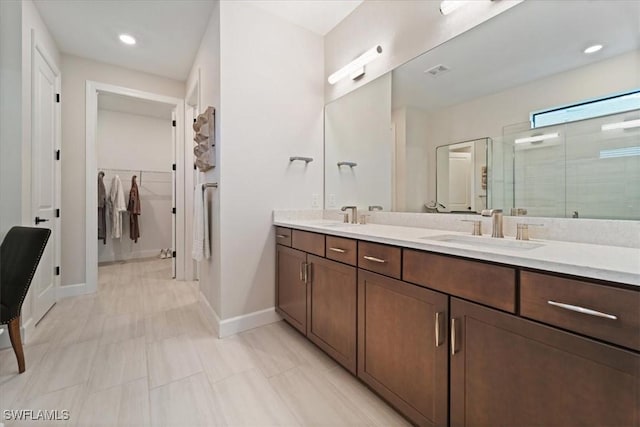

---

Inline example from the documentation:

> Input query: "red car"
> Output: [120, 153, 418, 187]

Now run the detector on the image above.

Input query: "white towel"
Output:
[192, 182, 210, 261]
[108, 175, 127, 238]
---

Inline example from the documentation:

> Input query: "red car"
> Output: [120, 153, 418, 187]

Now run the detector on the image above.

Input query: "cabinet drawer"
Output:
[325, 236, 357, 266]
[292, 230, 325, 257]
[521, 271, 640, 351]
[358, 241, 401, 279]
[275, 227, 292, 247]
[403, 249, 516, 312]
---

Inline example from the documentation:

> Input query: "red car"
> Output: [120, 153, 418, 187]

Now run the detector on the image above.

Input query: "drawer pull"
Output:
[363, 255, 386, 263]
[276, 234, 288, 239]
[547, 300, 617, 320]
[299, 262, 304, 282]
[329, 247, 346, 253]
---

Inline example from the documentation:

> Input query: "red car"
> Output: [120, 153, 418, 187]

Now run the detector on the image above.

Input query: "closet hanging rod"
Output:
[203, 182, 218, 190]
[99, 168, 170, 174]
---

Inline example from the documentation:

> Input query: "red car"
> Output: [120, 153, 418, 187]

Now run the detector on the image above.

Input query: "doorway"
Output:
[85, 82, 185, 292]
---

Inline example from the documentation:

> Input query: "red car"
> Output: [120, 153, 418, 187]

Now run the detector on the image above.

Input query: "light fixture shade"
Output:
[440, 0, 472, 15]
[601, 119, 640, 131]
[514, 132, 559, 144]
[328, 45, 382, 85]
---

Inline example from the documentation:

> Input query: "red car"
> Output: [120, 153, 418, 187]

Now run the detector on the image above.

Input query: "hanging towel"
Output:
[97, 172, 107, 244]
[192, 180, 210, 261]
[128, 175, 141, 243]
[109, 175, 127, 239]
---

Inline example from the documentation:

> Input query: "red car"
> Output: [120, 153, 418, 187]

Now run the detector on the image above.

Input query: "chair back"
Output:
[1, 226, 51, 323]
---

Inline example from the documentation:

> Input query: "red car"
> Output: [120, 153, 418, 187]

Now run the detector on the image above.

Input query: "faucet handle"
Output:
[340, 212, 349, 223]
[516, 223, 544, 241]
[359, 214, 370, 225]
[481, 209, 502, 216]
[461, 219, 482, 236]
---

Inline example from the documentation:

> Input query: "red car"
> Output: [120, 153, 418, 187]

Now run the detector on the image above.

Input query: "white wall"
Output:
[60, 55, 184, 286]
[0, 0, 23, 238]
[217, 1, 324, 320]
[324, 0, 521, 102]
[186, 1, 221, 314]
[97, 109, 172, 262]
[325, 73, 392, 211]
[419, 50, 640, 205]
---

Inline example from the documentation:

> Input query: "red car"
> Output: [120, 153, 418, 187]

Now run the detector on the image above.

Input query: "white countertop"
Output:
[274, 219, 640, 287]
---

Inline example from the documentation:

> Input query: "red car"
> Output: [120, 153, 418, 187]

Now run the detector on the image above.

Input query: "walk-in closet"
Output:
[96, 92, 175, 276]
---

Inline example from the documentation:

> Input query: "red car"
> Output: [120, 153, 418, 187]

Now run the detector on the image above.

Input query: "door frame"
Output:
[185, 70, 200, 280]
[85, 81, 186, 292]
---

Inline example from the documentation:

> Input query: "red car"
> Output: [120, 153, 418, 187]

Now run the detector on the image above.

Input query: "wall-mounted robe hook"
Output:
[289, 156, 314, 163]
[337, 161, 357, 167]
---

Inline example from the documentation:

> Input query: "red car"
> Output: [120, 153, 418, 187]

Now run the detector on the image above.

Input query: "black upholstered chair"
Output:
[1, 226, 51, 373]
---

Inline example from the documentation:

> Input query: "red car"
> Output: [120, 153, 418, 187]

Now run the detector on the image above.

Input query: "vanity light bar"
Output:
[328, 45, 382, 85]
[601, 119, 640, 131]
[514, 133, 559, 144]
[440, 0, 473, 15]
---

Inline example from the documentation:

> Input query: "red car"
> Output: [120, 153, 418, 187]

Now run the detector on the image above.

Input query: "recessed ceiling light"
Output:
[583, 44, 603, 54]
[119, 34, 136, 45]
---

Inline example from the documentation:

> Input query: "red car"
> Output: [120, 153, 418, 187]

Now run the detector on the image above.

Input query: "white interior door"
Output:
[171, 110, 177, 278]
[31, 44, 59, 323]
[448, 152, 472, 211]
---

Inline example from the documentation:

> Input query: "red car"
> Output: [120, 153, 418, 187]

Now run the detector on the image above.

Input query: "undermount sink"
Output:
[420, 234, 543, 250]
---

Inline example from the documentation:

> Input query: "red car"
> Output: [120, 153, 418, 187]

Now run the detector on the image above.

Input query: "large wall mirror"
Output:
[324, 0, 640, 220]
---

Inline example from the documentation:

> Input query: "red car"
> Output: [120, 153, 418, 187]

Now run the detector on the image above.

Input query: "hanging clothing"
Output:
[192, 179, 210, 261]
[128, 175, 141, 243]
[97, 171, 107, 244]
[108, 175, 127, 239]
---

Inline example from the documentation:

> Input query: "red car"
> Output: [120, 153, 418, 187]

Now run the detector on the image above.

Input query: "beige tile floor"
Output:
[0, 259, 410, 426]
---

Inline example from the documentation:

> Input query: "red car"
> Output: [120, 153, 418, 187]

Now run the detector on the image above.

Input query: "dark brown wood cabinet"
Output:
[358, 270, 448, 427]
[275, 245, 308, 334]
[450, 297, 640, 427]
[306, 255, 357, 373]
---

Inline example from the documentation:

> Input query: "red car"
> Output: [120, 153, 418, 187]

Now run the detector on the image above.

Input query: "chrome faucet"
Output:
[481, 209, 504, 238]
[341, 206, 358, 224]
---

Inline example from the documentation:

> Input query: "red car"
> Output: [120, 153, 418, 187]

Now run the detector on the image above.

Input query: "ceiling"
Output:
[98, 92, 174, 120]
[393, 0, 640, 111]
[33, 0, 215, 81]
[34, 0, 363, 81]
[247, 0, 363, 36]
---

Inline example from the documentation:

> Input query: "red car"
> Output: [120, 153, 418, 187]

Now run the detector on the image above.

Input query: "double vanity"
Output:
[273, 217, 639, 426]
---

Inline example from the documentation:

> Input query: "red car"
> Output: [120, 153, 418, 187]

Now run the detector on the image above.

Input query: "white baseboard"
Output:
[98, 249, 164, 264]
[198, 291, 281, 338]
[219, 307, 281, 338]
[57, 282, 92, 299]
[0, 316, 34, 349]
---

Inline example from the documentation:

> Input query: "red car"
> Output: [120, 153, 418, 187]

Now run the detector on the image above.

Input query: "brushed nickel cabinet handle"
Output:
[451, 318, 458, 355]
[363, 255, 386, 263]
[276, 234, 288, 239]
[435, 312, 443, 347]
[299, 262, 304, 282]
[329, 247, 346, 253]
[547, 300, 617, 320]
[305, 263, 312, 284]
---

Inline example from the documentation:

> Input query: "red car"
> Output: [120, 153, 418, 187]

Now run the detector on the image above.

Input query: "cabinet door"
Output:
[276, 245, 307, 334]
[358, 270, 448, 427]
[307, 255, 357, 373]
[450, 298, 640, 427]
